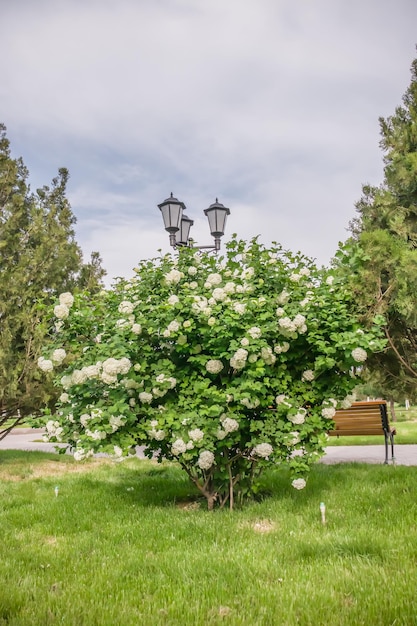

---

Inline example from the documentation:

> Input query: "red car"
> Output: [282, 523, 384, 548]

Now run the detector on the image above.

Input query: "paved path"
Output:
[1, 429, 416, 465]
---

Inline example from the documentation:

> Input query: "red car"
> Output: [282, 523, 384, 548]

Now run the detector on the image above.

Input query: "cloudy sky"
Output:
[1, 0, 416, 284]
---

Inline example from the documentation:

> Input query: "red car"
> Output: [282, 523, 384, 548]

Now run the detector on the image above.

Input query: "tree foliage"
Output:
[335, 54, 417, 403]
[0, 124, 106, 436]
[38, 238, 384, 509]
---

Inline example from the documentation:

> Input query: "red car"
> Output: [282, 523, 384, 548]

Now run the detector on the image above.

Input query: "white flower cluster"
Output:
[288, 409, 307, 425]
[101, 357, 132, 384]
[109, 414, 126, 432]
[276, 290, 290, 305]
[192, 296, 211, 316]
[351, 347, 367, 363]
[38, 356, 54, 372]
[247, 326, 262, 339]
[253, 443, 273, 459]
[278, 313, 307, 336]
[168, 294, 179, 305]
[54, 292, 75, 319]
[261, 346, 276, 365]
[85, 428, 107, 440]
[118, 300, 135, 314]
[230, 348, 248, 370]
[240, 397, 260, 409]
[274, 342, 290, 354]
[148, 420, 166, 441]
[292, 478, 306, 490]
[220, 416, 240, 433]
[341, 393, 356, 409]
[321, 407, 336, 419]
[51, 349, 66, 364]
[171, 438, 187, 456]
[204, 273, 222, 288]
[165, 269, 183, 285]
[197, 450, 215, 470]
[301, 369, 315, 382]
[233, 302, 246, 315]
[206, 359, 224, 375]
[45, 420, 64, 441]
[241, 267, 254, 280]
[211, 287, 227, 302]
[139, 391, 153, 404]
[188, 428, 204, 442]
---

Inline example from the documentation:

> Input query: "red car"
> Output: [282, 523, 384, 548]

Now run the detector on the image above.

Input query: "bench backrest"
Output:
[329, 400, 390, 437]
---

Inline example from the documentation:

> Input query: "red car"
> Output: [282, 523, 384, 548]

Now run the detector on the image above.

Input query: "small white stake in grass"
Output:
[320, 502, 326, 524]
[54, 486, 59, 497]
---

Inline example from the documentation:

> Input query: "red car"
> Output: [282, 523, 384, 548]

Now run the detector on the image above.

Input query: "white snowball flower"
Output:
[183, 320, 191, 328]
[54, 304, 69, 319]
[206, 273, 222, 286]
[351, 347, 367, 363]
[73, 448, 86, 461]
[292, 478, 307, 490]
[168, 295, 179, 305]
[277, 290, 290, 305]
[274, 342, 290, 354]
[139, 391, 153, 404]
[51, 348, 66, 364]
[326, 275, 334, 285]
[37, 357, 54, 372]
[188, 266, 197, 275]
[206, 359, 224, 375]
[241, 267, 254, 280]
[253, 443, 273, 458]
[322, 407, 336, 419]
[131, 324, 142, 335]
[197, 450, 215, 470]
[223, 281, 236, 294]
[167, 320, 180, 333]
[109, 415, 126, 432]
[240, 337, 250, 347]
[289, 412, 306, 425]
[118, 301, 134, 314]
[171, 439, 187, 456]
[59, 392, 70, 403]
[212, 287, 226, 301]
[222, 417, 239, 433]
[233, 302, 246, 314]
[301, 369, 315, 382]
[72, 369, 88, 385]
[113, 446, 123, 458]
[59, 292, 74, 307]
[207, 317, 216, 326]
[165, 269, 182, 284]
[230, 348, 248, 369]
[188, 428, 204, 442]
[247, 326, 262, 339]
[276, 307, 285, 317]
[275, 394, 287, 405]
[261, 346, 276, 365]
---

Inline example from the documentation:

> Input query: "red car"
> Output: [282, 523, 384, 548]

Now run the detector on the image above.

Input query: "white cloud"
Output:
[1, 0, 416, 282]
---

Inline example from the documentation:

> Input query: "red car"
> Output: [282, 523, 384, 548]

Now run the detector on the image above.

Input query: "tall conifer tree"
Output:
[336, 54, 417, 407]
[0, 124, 106, 435]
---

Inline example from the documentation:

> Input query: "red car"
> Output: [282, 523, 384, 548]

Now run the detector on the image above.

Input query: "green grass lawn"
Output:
[0, 451, 416, 625]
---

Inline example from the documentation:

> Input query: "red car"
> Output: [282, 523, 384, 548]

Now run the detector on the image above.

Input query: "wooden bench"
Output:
[328, 400, 396, 464]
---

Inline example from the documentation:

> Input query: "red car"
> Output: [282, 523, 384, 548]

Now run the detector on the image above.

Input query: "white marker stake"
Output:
[320, 502, 326, 524]
[54, 486, 59, 497]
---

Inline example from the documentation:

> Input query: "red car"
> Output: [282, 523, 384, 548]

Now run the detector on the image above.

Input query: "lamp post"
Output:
[158, 193, 230, 252]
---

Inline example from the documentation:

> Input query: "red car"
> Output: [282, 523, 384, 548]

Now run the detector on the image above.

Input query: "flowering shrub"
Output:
[38, 237, 385, 509]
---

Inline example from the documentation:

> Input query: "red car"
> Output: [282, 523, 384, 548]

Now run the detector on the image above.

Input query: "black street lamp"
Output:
[158, 194, 230, 252]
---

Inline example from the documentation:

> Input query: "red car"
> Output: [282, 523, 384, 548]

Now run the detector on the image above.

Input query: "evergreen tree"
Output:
[0, 124, 106, 436]
[335, 53, 417, 406]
